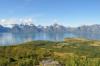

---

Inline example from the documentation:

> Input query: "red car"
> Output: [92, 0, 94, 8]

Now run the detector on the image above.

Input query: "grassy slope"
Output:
[0, 38, 100, 66]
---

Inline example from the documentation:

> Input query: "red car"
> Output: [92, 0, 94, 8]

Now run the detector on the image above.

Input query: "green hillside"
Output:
[0, 38, 100, 66]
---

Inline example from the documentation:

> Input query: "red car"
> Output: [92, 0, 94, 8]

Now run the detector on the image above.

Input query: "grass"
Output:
[0, 38, 100, 66]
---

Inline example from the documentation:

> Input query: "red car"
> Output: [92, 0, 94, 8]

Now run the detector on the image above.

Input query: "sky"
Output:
[0, 0, 100, 27]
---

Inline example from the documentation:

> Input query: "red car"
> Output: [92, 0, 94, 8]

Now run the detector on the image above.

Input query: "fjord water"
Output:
[1, 32, 100, 45]
[0, 32, 76, 45]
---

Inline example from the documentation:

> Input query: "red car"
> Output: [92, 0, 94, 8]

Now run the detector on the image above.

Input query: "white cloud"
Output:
[0, 19, 16, 25]
[19, 18, 33, 25]
[0, 18, 33, 27]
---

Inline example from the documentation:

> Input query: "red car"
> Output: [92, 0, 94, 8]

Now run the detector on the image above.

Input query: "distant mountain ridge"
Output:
[0, 23, 100, 36]
[0, 23, 67, 33]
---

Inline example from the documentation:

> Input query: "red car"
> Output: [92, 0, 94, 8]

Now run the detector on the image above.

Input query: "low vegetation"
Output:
[0, 38, 100, 66]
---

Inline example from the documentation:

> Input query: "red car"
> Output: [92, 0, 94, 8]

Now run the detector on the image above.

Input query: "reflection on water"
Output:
[0, 32, 100, 45]
[0, 32, 76, 45]
[75, 33, 100, 40]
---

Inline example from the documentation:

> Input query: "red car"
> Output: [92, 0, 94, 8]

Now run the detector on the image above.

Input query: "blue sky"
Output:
[0, 0, 100, 27]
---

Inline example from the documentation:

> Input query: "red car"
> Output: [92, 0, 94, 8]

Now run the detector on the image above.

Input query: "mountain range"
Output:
[0, 23, 100, 36]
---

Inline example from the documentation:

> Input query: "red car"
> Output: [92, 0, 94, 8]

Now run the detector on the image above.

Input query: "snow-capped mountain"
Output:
[1, 23, 100, 38]
[0, 23, 67, 33]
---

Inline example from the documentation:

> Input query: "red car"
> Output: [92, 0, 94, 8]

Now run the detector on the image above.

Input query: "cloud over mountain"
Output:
[0, 18, 33, 27]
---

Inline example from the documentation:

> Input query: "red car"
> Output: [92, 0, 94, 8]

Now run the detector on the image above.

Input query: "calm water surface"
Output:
[0, 32, 100, 45]
[0, 32, 76, 45]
